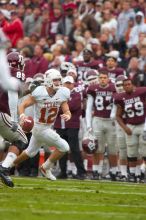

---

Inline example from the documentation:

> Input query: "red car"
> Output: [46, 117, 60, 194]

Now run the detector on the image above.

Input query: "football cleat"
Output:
[0, 165, 14, 187]
[128, 173, 137, 183]
[40, 166, 56, 181]
[91, 171, 101, 180]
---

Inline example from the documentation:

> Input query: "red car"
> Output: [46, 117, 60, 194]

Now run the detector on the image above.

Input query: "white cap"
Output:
[105, 50, 120, 59]
[56, 39, 64, 46]
[75, 36, 86, 46]
[90, 38, 100, 45]
[67, 68, 77, 76]
[9, 0, 18, 5]
[63, 76, 74, 84]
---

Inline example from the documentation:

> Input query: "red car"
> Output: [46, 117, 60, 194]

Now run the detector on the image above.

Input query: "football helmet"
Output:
[115, 75, 127, 93]
[60, 62, 76, 77]
[82, 132, 98, 154]
[7, 52, 25, 71]
[33, 73, 44, 83]
[86, 69, 99, 84]
[44, 69, 62, 90]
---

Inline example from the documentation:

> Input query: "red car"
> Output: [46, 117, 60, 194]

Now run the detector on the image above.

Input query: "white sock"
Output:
[2, 152, 17, 168]
[92, 165, 98, 172]
[98, 160, 103, 174]
[111, 167, 117, 175]
[67, 160, 71, 172]
[83, 159, 88, 171]
[136, 165, 141, 176]
[129, 167, 136, 175]
[120, 165, 127, 177]
[42, 159, 54, 170]
[140, 163, 146, 173]
[71, 162, 77, 175]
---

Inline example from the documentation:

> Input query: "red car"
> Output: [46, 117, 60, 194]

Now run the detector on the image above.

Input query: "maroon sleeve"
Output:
[86, 84, 96, 98]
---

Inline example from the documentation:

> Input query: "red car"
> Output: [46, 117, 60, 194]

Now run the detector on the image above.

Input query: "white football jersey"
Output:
[32, 86, 70, 126]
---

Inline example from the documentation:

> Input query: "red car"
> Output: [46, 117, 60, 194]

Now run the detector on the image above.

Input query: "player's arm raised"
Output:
[116, 104, 132, 135]
[60, 101, 71, 121]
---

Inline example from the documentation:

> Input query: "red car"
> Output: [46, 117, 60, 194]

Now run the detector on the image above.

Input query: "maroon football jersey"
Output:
[115, 87, 146, 125]
[54, 90, 82, 129]
[101, 67, 125, 82]
[0, 67, 25, 114]
[75, 60, 103, 81]
[87, 83, 116, 118]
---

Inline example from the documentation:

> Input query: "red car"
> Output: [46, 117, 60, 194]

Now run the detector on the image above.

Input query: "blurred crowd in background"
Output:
[0, 0, 146, 83]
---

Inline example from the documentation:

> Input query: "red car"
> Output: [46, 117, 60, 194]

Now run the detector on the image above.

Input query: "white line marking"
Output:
[13, 185, 146, 195]
[0, 208, 145, 218]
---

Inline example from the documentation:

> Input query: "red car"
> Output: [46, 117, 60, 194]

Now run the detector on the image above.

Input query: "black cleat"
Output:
[72, 173, 87, 180]
[109, 172, 117, 181]
[91, 171, 101, 180]
[128, 173, 137, 183]
[119, 175, 128, 182]
[0, 165, 14, 187]
[57, 172, 68, 179]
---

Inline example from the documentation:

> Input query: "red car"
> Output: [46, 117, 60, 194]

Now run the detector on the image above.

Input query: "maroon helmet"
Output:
[82, 133, 98, 154]
[86, 69, 99, 83]
[7, 52, 25, 71]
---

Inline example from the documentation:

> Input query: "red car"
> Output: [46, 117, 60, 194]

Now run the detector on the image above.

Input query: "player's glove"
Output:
[142, 131, 146, 141]
[11, 121, 18, 132]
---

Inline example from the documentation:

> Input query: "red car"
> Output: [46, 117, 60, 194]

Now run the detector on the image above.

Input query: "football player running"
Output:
[10, 69, 71, 185]
[0, 51, 27, 187]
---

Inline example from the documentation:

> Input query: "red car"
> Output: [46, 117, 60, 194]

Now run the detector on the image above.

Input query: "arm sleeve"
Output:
[110, 103, 117, 120]
[8, 91, 19, 122]
[86, 94, 94, 129]
[144, 118, 146, 131]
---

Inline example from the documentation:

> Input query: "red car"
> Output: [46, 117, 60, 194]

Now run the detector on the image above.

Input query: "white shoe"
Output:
[40, 166, 56, 181]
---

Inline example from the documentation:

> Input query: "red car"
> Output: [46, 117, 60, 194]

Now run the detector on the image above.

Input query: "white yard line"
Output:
[12, 185, 146, 195]
[0, 207, 145, 218]
[13, 177, 146, 188]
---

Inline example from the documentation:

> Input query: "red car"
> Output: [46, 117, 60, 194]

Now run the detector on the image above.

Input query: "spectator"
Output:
[3, 10, 24, 47]
[57, 2, 76, 36]
[128, 11, 146, 48]
[23, 6, 42, 36]
[117, 1, 135, 41]
[25, 44, 49, 77]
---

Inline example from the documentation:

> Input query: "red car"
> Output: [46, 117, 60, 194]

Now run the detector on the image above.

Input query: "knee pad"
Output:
[56, 138, 70, 153]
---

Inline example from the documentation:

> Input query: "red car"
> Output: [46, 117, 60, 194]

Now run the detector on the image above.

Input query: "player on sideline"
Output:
[1, 69, 71, 187]
[115, 78, 146, 182]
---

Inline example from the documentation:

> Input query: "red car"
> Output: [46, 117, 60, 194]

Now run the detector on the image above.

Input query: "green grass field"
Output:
[0, 177, 146, 220]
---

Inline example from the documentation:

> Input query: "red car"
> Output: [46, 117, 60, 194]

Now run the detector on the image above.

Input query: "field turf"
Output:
[0, 177, 146, 220]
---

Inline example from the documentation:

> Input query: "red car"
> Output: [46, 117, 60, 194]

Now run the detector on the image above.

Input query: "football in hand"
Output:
[21, 116, 34, 133]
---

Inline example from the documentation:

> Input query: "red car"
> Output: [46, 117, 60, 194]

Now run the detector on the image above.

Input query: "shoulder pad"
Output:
[31, 85, 45, 98]
[58, 86, 70, 101]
